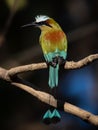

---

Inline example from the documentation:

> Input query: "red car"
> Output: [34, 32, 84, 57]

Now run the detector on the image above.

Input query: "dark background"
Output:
[0, 0, 98, 130]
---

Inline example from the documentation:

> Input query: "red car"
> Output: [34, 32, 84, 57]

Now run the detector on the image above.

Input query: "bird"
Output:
[22, 15, 67, 124]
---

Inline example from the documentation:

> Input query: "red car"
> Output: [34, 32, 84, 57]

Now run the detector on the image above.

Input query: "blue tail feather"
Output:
[49, 65, 59, 88]
[54, 64, 59, 86]
[43, 50, 67, 124]
[43, 110, 52, 119]
[51, 109, 61, 118]
[43, 109, 61, 124]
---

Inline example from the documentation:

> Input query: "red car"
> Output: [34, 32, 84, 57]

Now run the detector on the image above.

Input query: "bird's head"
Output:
[22, 15, 61, 31]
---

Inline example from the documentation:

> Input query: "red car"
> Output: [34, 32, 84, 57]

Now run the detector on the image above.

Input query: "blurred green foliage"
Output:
[5, 0, 28, 11]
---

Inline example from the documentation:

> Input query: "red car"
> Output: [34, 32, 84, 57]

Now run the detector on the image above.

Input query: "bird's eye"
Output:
[44, 21, 52, 28]
[39, 21, 45, 25]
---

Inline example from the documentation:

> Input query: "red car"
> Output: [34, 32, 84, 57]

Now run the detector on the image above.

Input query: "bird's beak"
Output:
[21, 22, 38, 28]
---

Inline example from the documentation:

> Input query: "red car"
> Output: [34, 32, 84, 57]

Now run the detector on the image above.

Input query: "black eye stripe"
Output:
[39, 21, 45, 25]
[38, 21, 52, 28]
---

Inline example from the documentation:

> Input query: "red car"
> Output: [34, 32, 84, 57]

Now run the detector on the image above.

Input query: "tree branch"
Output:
[11, 82, 98, 126]
[6, 53, 98, 77]
[65, 54, 98, 69]
[0, 53, 98, 126]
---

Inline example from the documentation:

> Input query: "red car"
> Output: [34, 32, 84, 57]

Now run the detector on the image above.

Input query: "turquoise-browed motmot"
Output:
[22, 15, 67, 124]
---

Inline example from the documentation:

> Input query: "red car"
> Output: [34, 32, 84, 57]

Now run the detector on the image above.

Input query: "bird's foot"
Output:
[47, 61, 57, 68]
[46, 56, 66, 67]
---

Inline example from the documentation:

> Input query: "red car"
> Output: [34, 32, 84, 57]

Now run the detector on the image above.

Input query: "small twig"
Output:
[65, 54, 98, 69]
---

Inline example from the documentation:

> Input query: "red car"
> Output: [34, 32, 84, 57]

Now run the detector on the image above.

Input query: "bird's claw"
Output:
[46, 56, 66, 67]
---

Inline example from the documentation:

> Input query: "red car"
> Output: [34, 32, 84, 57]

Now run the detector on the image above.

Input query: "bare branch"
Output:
[11, 82, 98, 126]
[0, 67, 10, 81]
[65, 54, 98, 69]
[12, 82, 57, 108]
[7, 54, 98, 76]
[0, 53, 98, 126]
[64, 103, 98, 126]
[8, 63, 47, 76]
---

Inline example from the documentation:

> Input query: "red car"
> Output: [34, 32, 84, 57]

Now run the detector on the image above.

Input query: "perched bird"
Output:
[22, 15, 67, 124]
